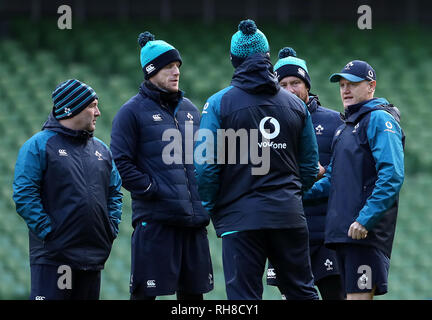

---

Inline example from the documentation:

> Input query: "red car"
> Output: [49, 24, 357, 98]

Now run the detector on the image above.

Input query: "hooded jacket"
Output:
[195, 53, 319, 237]
[13, 113, 123, 270]
[110, 81, 209, 228]
[303, 95, 343, 245]
[304, 98, 405, 257]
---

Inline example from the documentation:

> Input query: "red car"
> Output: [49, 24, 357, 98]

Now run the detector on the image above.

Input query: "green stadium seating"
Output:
[0, 18, 431, 300]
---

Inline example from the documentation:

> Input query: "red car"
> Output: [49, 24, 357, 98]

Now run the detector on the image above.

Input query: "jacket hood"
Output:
[231, 53, 279, 95]
[364, 97, 402, 123]
[307, 94, 321, 113]
[42, 112, 94, 140]
[343, 97, 401, 124]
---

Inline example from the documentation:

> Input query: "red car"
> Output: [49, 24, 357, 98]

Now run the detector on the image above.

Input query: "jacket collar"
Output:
[139, 80, 183, 109]
[306, 94, 321, 113]
[342, 98, 390, 124]
[42, 112, 94, 140]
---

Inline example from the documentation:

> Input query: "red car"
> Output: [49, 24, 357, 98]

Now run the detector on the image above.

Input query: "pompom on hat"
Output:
[230, 19, 270, 68]
[273, 47, 311, 89]
[138, 31, 182, 80]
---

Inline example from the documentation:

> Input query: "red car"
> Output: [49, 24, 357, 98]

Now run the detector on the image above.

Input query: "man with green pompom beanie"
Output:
[110, 31, 214, 300]
[195, 19, 320, 300]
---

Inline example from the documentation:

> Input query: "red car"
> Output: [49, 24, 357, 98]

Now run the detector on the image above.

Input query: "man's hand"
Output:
[348, 221, 368, 240]
[316, 162, 326, 181]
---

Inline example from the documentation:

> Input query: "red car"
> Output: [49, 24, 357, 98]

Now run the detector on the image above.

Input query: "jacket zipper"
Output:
[163, 102, 195, 217]
[173, 114, 194, 211]
[79, 140, 93, 270]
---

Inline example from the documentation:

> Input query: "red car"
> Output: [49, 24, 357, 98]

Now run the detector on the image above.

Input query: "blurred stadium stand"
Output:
[2, 0, 432, 24]
[0, 1, 431, 300]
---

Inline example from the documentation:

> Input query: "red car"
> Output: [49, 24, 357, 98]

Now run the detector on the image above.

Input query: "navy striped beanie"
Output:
[52, 79, 98, 120]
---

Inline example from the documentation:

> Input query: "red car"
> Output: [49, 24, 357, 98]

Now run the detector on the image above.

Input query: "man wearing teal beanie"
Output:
[138, 31, 183, 81]
[196, 20, 319, 300]
[111, 31, 213, 300]
[267, 47, 345, 300]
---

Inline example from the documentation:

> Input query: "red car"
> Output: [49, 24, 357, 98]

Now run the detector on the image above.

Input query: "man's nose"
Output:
[172, 65, 180, 76]
[94, 106, 101, 117]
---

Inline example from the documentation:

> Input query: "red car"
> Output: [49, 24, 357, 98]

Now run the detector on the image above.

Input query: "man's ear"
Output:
[369, 80, 376, 93]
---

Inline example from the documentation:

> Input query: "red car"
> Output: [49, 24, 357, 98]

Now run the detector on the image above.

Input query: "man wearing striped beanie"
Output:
[13, 79, 123, 300]
[52, 79, 100, 132]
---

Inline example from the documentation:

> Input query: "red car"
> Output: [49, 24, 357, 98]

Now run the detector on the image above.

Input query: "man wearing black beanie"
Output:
[267, 47, 345, 300]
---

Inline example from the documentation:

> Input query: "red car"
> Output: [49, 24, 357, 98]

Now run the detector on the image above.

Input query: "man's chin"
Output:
[343, 100, 353, 108]
[167, 86, 179, 93]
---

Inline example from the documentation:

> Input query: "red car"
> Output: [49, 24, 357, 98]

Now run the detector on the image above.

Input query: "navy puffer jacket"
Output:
[110, 82, 209, 228]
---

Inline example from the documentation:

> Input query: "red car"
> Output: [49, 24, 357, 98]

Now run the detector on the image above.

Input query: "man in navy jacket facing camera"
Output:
[13, 79, 123, 300]
[110, 31, 213, 300]
[305, 60, 405, 300]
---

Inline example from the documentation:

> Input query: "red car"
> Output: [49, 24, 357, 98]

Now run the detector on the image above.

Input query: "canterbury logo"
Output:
[298, 67, 306, 77]
[147, 280, 156, 288]
[146, 64, 156, 74]
[153, 114, 162, 121]
[58, 149, 68, 156]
